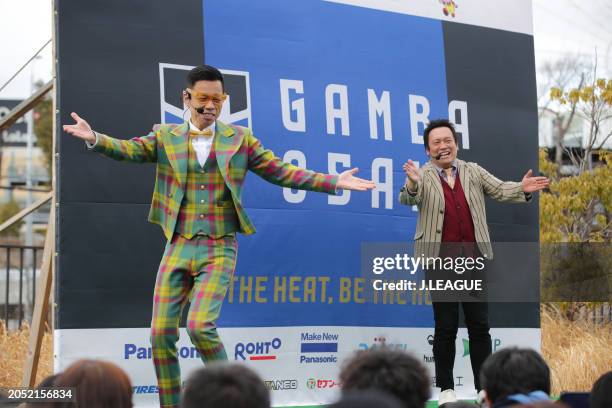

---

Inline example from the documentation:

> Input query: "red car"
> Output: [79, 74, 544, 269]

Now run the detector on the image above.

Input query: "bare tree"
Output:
[538, 56, 591, 169]
[549, 58, 612, 174]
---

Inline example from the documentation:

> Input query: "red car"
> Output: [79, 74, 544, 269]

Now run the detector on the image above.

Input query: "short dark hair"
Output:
[36, 374, 60, 388]
[590, 371, 612, 408]
[423, 119, 457, 150]
[181, 363, 270, 408]
[331, 390, 405, 408]
[186, 64, 225, 91]
[52, 359, 133, 408]
[443, 402, 480, 408]
[24, 374, 61, 408]
[339, 349, 431, 408]
[480, 347, 551, 404]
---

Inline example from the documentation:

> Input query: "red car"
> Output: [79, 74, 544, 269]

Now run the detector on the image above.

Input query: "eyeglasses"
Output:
[186, 89, 227, 105]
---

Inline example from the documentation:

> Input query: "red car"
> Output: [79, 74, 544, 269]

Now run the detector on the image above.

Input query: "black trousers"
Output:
[432, 300, 491, 391]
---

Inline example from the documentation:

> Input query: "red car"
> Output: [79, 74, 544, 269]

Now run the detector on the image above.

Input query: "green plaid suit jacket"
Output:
[398, 159, 530, 259]
[91, 121, 338, 239]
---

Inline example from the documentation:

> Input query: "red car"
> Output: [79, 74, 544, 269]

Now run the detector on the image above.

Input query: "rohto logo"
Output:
[234, 338, 282, 361]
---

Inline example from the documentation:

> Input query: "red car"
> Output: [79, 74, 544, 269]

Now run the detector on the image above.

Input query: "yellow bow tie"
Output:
[189, 128, 214, 138]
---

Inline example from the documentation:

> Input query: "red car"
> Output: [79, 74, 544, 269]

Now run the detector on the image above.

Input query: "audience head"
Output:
[37, 373, 60, 388]
[181, 363, 270, 408]
[480, 348, 550, 407]
[24, 374, 61, 408]
[443, 402, 480, 408]
[0, 388, 10, 405]
[339, 348, 431, 408]
[331, 390, 405, 408]
[52, 359, 133, 408]
[590, 371, 612, 408]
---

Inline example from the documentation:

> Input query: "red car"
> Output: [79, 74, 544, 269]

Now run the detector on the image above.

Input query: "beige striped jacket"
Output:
[398, 159, 530, 259]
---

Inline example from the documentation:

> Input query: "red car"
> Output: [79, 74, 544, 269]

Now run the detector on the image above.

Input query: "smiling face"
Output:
[184, 79, 225, 129]
[426, 126, 458, 168]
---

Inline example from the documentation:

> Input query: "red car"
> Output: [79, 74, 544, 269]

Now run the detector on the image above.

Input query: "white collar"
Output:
[189, 121, 216, 135]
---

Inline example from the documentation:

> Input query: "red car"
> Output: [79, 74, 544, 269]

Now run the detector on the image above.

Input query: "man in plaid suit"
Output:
[63, 65, 375, 407]
[399, 119, 549, 407]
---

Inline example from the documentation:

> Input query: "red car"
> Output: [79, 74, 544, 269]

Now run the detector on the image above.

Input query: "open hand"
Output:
[62, 112, 96, 144]
[521, 169, 549, 193]
[337, 168, 376, 191]
[402, 160, 420, 184]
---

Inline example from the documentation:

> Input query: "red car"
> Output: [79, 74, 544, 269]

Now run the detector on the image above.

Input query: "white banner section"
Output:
[55, 327, 540, 407]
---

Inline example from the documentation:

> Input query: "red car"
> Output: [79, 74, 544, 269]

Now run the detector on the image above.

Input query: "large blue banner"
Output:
[202, 0, 450, 328]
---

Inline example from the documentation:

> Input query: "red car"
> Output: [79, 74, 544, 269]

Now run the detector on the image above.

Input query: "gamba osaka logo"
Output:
[158, 62, 252, 127]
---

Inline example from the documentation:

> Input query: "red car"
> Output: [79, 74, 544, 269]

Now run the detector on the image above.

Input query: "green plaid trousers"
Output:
[150, 233, 237, 407]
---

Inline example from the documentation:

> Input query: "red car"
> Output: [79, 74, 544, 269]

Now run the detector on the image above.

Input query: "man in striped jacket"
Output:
[399, 119, 548, 407]
[63, 65, 375, 408]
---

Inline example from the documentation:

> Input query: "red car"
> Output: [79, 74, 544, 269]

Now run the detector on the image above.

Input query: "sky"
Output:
[532, 0, 612, 72]
[0, 0, 53, 99]
[0, 0, 611, 100]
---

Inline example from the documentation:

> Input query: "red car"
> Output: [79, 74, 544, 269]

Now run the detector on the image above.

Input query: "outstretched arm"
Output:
[63, 112, 158, 163]
[247, 133, 374, 193]
[476, 165, 549, 202]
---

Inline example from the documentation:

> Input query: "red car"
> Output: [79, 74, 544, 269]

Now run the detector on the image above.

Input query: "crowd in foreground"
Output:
[0, 347, 609, 408]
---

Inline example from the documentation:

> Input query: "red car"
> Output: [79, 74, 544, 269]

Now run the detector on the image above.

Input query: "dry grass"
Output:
[0, 322, 53, 388]
[541, 307, 612, 394]
[0, 312, 610, 393]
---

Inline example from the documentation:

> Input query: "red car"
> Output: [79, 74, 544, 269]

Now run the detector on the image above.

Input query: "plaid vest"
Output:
[175, 137, 240, 238]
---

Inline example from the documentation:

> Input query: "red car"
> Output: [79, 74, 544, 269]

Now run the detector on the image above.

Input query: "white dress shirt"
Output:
[189, 121, 216, 167]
